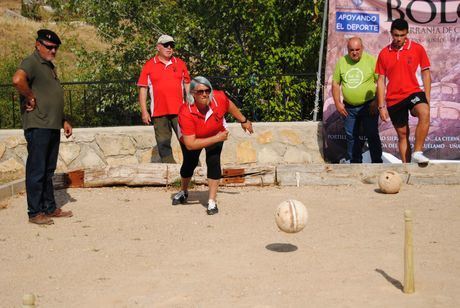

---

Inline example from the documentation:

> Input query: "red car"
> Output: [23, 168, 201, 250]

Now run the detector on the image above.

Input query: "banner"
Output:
[323, 0, 460, 162]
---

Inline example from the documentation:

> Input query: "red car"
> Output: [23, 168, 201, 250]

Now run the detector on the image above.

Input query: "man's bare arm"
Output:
[12, 69, 36, 111]
[377, 74, 389, 122]
[332, 80, 348, 117]
[138, 87, 151, 124]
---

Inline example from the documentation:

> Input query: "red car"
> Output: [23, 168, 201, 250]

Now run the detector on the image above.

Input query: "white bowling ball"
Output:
[378, 170, 402, 194]
[275, 199, 308, 233]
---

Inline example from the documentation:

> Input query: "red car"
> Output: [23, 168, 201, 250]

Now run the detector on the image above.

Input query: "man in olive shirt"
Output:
[12, 29, 73, 225]
[332, 37, 382, 163]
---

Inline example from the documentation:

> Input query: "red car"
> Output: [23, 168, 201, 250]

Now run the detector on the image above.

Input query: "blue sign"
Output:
[335, 12, 379, 33]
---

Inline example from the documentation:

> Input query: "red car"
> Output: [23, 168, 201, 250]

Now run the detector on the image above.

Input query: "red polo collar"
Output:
[153, 55, 178, 64]
[187, 96, 219, 121]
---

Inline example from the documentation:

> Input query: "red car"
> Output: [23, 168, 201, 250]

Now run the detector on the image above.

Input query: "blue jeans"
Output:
[24, 128, 61, 218]
[344, 100, 382, 163]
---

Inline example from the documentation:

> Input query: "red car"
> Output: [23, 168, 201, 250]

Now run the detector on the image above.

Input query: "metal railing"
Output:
[0, 74, 321, 129]
[0, 80, 141, 129]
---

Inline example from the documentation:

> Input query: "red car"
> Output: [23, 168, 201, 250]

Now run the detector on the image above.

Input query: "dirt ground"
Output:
[1, 183, 459, 308]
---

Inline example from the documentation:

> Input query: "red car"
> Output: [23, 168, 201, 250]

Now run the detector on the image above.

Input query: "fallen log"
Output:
[53, 164, 276, 188]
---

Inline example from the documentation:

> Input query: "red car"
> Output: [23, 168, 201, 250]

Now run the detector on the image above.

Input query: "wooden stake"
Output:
[404, 210, 415, 293]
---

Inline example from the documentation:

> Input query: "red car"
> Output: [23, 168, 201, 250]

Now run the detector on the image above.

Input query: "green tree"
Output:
[182, 0, 322, 121]
[62, 0, 324, 122]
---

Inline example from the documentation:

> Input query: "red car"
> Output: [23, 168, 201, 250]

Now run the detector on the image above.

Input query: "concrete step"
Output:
[1, 163, 459, 203]
[277, 163, 460, 186]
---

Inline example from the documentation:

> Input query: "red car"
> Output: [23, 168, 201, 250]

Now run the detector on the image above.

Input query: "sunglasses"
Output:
[161, 42, 175, 49]
[39, 40, 59, 51]
[193, 89, 211, 95]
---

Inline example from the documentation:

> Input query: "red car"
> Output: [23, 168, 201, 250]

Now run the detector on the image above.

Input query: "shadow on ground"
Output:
[265, 243, 298, 252]
[55, 189, 77, 208]
[375, 268, 403, 291]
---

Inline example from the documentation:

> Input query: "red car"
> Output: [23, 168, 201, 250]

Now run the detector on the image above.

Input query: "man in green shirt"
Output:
[12, 29, 73, 225]
[332, 37, 382, 163]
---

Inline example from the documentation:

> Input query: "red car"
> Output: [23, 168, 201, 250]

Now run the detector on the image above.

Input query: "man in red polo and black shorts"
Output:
[376, 18, 431, 163]
[138, 34, 190, 163]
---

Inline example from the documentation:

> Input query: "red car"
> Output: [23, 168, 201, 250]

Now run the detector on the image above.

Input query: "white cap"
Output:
[157, 34, 174, 44]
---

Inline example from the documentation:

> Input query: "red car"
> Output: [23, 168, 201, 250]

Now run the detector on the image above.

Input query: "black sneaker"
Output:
[172, 191, 188, 205]
[206, 204, 219, 215]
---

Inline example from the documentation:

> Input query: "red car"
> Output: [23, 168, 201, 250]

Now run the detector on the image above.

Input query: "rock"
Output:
[3, 9, 27, 20]
[2, 136, 26, 148]
[172, 144, 183, 164]
[95, 134, 136, 156]
[279, 130, 303, 145]
[257, 131, 274, 144]
[73, 149, 106, 169]
[106, 156, 139, 167]
[74, 133, 95, 143]
[132, 133, 155, 149]
[221, 141, 236, 165]
[56, 157, 67, 172]
[41, 5, 55, 14]
[137, 149, 154, 164]
[258, 147, 281, 164]
[14, 145, 28, 164]
[165, 137, 182, 164]
[60, 133, 74, 143]
[0, 143, 5, 159]
[284, 147, 312, 164]
[271, 143, 288, 156]
[59, 143, 81, 165]
[218, 138, 237, 164]
[0, 158, 25, 181]
[236, 140, 257, 164]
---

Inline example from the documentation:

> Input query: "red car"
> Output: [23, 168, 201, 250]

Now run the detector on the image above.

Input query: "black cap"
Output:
[37, 29, 61, 45]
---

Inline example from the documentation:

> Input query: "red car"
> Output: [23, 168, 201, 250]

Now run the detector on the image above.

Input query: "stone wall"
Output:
[0, 122, 324, 182]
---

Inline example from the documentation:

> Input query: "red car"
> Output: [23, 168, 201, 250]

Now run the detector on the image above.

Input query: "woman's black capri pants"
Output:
[180, 142, 224, 180]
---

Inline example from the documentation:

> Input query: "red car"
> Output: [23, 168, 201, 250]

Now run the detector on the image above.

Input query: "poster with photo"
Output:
[323, 0, 460, 162]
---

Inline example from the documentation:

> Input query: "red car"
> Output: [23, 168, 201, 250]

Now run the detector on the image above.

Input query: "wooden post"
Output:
[403, 210, 415, 293]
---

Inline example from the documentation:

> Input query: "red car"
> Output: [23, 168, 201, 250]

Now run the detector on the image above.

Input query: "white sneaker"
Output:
[411, 151, 429, 163]
[206, 200, 219, 215]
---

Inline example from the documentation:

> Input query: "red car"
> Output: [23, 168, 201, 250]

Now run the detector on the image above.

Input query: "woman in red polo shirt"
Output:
[172, 76, 254, 215]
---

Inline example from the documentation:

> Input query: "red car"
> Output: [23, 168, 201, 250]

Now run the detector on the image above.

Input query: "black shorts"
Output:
[180, 141, 223, 180]
[388, 92, 428, 127]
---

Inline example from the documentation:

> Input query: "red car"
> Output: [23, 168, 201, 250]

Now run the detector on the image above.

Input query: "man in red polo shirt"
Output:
[376, 18, 431, 163]
[137, 34, 190, 163]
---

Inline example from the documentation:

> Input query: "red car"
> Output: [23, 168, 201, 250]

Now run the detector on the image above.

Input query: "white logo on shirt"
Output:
[345, 68, 364, 89]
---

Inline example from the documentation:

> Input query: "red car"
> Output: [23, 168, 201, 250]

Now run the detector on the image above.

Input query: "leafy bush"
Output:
[69, 0, 324, 122]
